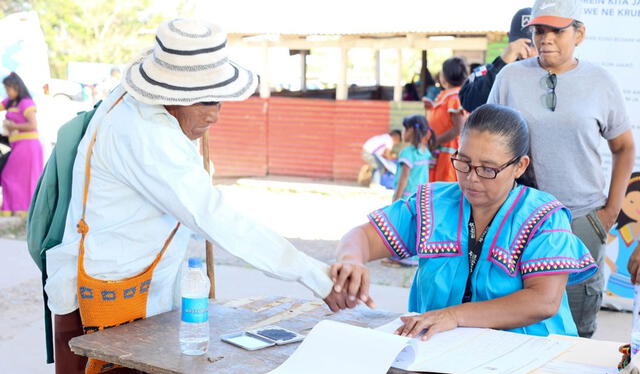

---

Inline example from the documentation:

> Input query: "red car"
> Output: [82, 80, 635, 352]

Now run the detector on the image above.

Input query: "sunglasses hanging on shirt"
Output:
[545, 72, 557, 112]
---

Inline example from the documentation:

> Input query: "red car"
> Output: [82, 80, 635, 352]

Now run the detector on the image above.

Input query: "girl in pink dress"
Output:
[0, 72, 43, 217]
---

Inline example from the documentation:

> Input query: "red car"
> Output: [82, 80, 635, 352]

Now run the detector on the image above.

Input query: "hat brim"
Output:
[122, 48, 259, 106]
[527, 16, 574, 29]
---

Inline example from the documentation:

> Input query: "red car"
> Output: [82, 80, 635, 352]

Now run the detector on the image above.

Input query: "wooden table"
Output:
[70, 296, 624, 374]
[70, 296, 402, 373]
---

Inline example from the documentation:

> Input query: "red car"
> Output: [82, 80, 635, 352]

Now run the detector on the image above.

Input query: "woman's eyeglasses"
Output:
[545, 72, 557, 112]
[450, 153, 520, 179]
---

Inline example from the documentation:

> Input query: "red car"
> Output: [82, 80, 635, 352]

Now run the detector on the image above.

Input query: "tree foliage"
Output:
[31, 0, 166, 78]
[1, 0, 192, 78]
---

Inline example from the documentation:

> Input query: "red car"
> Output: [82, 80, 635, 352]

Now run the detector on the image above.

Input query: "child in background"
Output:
[424, 57, 468, 182]
[384, 115, 434, 268]
[392, 114, 434, 202]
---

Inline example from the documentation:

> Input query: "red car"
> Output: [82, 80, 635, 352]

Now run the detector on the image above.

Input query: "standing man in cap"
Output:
[46, 19, 342, 373]
[488, 0, 635, 338]
[459, 8, 536, 113]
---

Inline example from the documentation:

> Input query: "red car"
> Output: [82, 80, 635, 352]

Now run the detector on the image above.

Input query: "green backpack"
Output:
[27, 100, 102, 363]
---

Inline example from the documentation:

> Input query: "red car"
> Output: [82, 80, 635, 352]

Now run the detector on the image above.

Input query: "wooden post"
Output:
[374, 49, 381, 86]
[300, 50, 308, 91]
[201, 131, 216, 299]
[393, 48, 403, 102]
[419, 50, 428, 98]
[259, 43, 271, 98]
[336, 46, 348, 100]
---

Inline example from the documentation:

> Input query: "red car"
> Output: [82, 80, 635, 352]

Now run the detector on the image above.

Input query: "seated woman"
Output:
[325, 104, 596, 338]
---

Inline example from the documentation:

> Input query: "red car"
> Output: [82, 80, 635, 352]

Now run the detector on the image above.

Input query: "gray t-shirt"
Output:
[488, 58, 631, 217]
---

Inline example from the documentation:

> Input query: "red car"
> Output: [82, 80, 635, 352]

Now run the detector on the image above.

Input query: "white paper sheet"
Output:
[377, 317, 574, 374]
[267, 320, 409, 374]
[540, 360, 618, 374]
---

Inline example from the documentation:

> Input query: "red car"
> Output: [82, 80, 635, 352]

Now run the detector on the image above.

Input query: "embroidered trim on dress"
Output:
[520, 254, 597, 279]
[489, 199, 563, 276]
[415, 184, 462, 257]
[368, 210, 411, 258]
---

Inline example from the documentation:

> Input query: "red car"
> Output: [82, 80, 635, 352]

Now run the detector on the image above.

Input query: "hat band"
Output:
[156, 36, 226, 56]
[153, 52, 229, 72]
[139, 64, 239, 91]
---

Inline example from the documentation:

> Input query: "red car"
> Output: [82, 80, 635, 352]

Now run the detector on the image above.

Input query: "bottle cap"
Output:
[188, 257, 203, 268]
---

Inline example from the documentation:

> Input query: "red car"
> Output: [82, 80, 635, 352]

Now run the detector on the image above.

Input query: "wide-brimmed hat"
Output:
[528, 0, 583, 29]
[123, 18, 258, 106]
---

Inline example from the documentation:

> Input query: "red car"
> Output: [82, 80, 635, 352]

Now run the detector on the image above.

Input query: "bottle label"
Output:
[181, 297, 209, 323]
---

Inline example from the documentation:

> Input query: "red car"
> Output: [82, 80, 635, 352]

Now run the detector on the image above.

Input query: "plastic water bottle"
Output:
[632, 285, 640, 357]
[179, 257, 210, 355]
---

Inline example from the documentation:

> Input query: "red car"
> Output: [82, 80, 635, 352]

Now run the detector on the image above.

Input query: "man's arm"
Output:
[460, 39, 534, 112]
[459, 58, 506, 112]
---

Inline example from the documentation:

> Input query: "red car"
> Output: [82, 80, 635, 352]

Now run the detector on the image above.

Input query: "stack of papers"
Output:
[268, 318, 575, 374]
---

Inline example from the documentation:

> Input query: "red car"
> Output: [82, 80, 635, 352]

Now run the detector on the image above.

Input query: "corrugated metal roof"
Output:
[199, 0, 533, 36]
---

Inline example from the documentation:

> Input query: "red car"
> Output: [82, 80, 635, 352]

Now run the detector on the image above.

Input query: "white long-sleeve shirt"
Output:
[44, 86, 332, 316]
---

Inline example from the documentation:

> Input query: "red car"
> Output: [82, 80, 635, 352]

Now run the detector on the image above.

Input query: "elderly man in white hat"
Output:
[46, 19, 339, 373]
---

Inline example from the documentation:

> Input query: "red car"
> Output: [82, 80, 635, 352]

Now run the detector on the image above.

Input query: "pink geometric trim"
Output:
[368, 210, 411, 259]
[489, 199, 564, 276]
[415, 184, 462, 258]
[520, 254, 597, 279]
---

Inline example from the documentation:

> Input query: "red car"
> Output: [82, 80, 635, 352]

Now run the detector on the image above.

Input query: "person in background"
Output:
[99, 67, 122, 100]
[0, 72, 43, 217]
[487, 0, 635, 338]
[424, 57, 468, 183]
[459, 8, 536, 113]
[424, 71, 442, 102]
[361, 130, 402, 186]
[384, 114, 434, 268]
[393, 115, 434, 202]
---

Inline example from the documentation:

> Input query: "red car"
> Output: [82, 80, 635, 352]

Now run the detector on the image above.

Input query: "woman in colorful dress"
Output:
[324, 104, 596, 338]
[423, 57, 467, 183]
[0, 72, 43, 217]
[392, 115, 434, 202]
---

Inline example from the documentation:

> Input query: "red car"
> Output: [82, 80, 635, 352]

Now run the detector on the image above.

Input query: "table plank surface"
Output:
[70, 296, 623, 374]
[70, 296, 403, 374]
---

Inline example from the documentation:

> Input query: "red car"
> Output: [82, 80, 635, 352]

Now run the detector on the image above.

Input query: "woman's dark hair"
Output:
[402, 114, 435, 150]
[614, 172, 640, 230]
[461, 104, 538, 188]
[442, 57, 468, 87]
[3, 72, 31, 107]
[424, 67, 436, 87]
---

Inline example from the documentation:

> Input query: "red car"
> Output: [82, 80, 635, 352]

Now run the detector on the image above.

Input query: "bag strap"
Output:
[76, 94, 181, 271]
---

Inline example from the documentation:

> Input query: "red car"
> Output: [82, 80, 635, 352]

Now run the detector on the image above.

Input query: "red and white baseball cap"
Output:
[529, 0, 583, 29]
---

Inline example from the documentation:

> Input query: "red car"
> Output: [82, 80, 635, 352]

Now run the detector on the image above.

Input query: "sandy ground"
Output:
[0, 177, 633, 373]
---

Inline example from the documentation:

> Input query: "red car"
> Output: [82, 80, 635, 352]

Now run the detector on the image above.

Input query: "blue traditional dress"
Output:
[368, 182, 597, 336]
[395, 145, 432, 199]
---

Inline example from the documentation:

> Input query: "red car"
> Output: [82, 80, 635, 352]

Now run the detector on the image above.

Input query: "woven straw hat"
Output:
[123, 18, 258, 105]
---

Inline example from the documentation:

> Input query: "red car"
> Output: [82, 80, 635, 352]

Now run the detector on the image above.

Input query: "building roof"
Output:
[199, 0, 533, 36]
